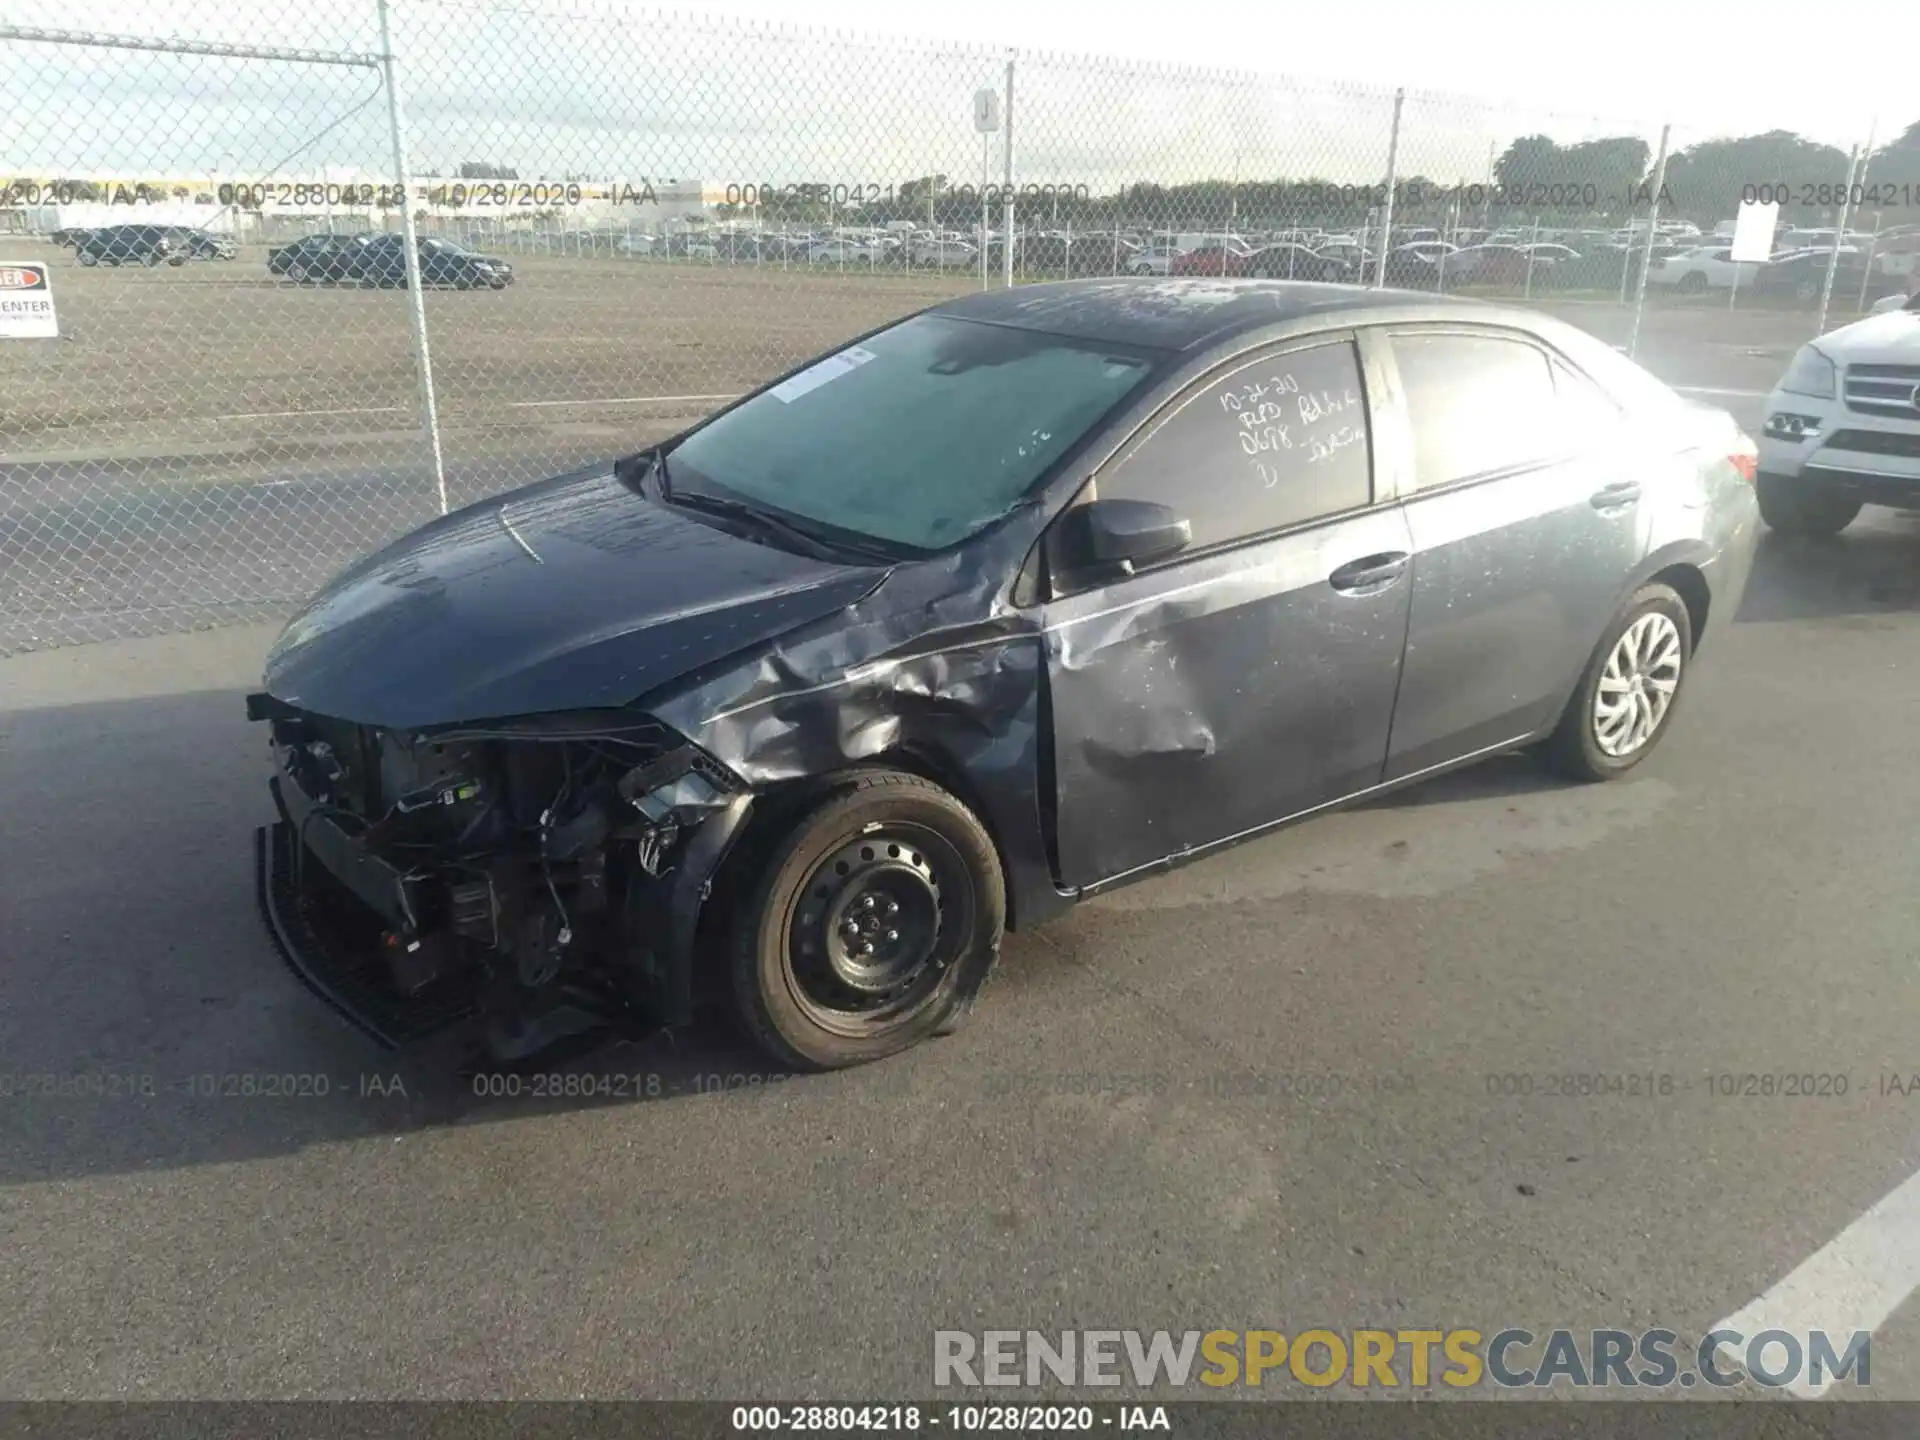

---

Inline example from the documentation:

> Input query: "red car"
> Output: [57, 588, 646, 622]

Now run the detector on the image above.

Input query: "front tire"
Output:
[729, 770, 1005, 1071]
[1538, 584, 1692, 782]
[1756, 475, 1860, 536]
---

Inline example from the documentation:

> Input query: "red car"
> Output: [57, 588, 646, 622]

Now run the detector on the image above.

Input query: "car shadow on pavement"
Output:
[0, 684, 1061, 1185]
[1736, 510, 1920, 625]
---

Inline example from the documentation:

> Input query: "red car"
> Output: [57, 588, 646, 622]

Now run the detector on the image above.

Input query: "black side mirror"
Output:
[1057, 498, 1193, 574]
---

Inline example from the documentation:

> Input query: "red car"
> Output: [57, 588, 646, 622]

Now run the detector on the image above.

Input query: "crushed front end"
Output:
[248, 695, 752, 1061]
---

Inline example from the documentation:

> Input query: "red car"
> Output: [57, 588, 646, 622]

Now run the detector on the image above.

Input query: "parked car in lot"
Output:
[1242, 243, 1352, 282]
[1009, 235, 1121, 276]
[163, 226, 238, 261]
[710, 232, 773, 263]
[910, 237, 979, 268]
[1170, 241, 1257, 276]
[1126, 241, 1181, 275]
[1748, 248, 1907, 308]
[348, 235, 515, 288]
[1648, 245, 1763, 294]
[1756, 292, 1920, 534]
[1383, 242, 1453, 286]
[75, 225, 185, 267]
[1437, 244, 1559, 287]
[252, 279, 1759, 1073]
[268, 233, 371, 282]
[805, 237, 888, 265]
[48, 226, 92, 248]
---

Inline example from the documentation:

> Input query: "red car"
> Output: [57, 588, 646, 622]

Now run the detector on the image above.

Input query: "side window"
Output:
[1551, 360, 1626, 441]
[1391, 332, 1562, 490]
[1095, 339, 1372, 553]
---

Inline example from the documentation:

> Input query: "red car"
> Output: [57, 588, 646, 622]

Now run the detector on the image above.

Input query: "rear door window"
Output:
[1389, 332, 1564, 490]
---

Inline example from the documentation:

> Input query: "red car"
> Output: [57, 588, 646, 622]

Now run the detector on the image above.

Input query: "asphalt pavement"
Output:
[5, 311, 1920, 1404]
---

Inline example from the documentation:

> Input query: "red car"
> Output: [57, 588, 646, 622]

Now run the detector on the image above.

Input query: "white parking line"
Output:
[1711, 1166, 1920, 1398]
[503, 393, 739, 409]
[204, 394, 741, 424]
[216, 405, 407, 421]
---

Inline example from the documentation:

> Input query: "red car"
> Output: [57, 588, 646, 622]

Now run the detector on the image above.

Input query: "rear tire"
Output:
[1756, 475, 1860, 536]
[78, 251, 98, 266]
[1538, 583, 1692, 783]
[1677, 271, 1707, 294]
[728, 770, 1005, 1071]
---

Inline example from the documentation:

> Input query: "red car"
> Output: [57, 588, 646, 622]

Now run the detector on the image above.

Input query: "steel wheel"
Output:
[1593, 611, 1682, 757]
[783, 826, 965, 1039]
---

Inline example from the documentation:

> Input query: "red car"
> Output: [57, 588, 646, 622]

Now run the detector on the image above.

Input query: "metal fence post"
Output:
[1002, 51, 1016, 289]
[376, 0, 448, 516]
[1626, 122, 1670, 361]
[1857, 211, 1883, 313]
[1374, 88, 1403, 289]
[1820, 131, 1866, 336]
[1816, 142, 1863, 339]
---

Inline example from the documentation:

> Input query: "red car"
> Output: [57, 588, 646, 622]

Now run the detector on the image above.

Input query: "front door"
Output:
[1040, 335, 1415, 891]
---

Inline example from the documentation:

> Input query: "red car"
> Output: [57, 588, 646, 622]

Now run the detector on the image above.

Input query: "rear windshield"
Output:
[668, 314, 1159, 551]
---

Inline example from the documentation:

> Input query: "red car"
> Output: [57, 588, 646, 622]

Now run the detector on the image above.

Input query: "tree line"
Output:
[725, 120, 1920, 230]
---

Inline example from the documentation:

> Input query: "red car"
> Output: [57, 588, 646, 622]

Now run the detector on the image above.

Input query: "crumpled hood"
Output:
[263, 464, 886, 730]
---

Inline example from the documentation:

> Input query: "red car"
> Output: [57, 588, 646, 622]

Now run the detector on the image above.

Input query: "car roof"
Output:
[927, 277, 1519, 352]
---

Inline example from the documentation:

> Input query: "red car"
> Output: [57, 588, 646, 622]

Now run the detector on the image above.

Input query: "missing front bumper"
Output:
[254, 789, 759, 1055]
[255, 821, 475, 1048]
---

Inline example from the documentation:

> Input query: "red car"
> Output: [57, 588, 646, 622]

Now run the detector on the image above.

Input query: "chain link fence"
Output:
[3, 1, 1914, 653]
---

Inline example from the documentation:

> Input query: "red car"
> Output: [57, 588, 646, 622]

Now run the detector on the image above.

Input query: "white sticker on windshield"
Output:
[769, 345, 878, 403]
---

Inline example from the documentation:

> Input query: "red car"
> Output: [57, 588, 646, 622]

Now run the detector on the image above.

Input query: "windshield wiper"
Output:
[654, 463, 891, 563]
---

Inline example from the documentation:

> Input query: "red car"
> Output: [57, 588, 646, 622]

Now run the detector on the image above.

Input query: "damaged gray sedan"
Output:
[252, 279, 1760, 1070]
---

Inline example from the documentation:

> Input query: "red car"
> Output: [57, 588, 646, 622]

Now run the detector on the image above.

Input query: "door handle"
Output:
[1589, 481, 1642, 510]
[1327, 551, 1410, 594]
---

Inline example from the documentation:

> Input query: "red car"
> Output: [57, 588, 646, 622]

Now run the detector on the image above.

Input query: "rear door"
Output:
[1041, 333, 1415, 889]
[1376, 327, 1653, 778]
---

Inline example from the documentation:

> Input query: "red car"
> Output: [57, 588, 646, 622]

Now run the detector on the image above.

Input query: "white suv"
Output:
[1756, 292, 1920, 534]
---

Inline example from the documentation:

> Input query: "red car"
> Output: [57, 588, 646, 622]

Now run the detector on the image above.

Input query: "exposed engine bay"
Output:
[250, 695, 753, 1062]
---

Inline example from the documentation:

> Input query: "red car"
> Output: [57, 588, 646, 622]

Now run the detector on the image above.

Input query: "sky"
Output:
[1, 0, 1907, 188]
[668, 0, 1901, 148]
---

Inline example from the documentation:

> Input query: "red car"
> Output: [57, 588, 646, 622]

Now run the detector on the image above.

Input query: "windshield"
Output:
[666, 314, 1159, 551]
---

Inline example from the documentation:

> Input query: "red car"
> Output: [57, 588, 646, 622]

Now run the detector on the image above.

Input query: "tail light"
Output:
[1728, 439, 1759, 484]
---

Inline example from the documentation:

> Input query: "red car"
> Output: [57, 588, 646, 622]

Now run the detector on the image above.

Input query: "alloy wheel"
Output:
[1593, 612, 1682, 757]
